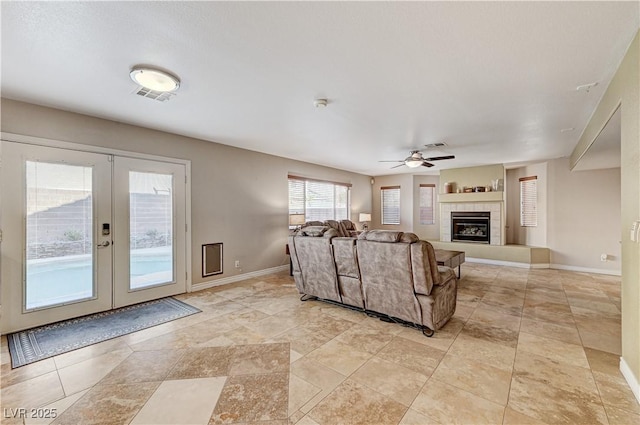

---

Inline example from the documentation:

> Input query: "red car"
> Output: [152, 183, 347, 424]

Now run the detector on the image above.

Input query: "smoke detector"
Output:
[314, 98, 328, 108]
[576, 82, 598, 93]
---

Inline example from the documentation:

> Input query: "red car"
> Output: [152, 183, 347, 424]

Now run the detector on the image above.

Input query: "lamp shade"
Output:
[289, 213, 306, 226]
[359, 213, 371, 222]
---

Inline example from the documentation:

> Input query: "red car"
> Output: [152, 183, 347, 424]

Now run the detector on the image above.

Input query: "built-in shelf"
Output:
[438, 191, 504, 203]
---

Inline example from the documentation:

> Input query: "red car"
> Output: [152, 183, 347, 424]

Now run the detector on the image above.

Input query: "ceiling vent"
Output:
[133, 86, 175, 102]
[424, 142, 447, 148]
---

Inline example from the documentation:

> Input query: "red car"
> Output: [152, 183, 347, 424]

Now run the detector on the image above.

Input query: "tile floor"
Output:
[1, 264, 638, 424]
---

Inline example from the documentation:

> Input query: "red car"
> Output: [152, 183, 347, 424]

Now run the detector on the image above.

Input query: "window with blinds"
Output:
[288, 175, 351, 224]
[419, 184, 435, 225]
[381, 186, 401, 225]
[520, 176, 537, 227]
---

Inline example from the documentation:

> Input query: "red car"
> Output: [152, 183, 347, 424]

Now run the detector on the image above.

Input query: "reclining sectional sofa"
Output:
[288, 227, 457, 336]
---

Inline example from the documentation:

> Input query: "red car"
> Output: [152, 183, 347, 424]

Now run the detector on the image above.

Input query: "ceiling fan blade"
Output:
[391, 163, 406, 169]
[421, 162, 435, 168]
[378, 160, 404, 163]
[423, 155, 455, 161]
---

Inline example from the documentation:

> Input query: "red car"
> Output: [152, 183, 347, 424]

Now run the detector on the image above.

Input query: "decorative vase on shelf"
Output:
[444, 182, 455, 193]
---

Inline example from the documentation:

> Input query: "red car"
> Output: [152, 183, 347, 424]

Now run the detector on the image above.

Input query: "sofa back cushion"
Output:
[290, 235, 341, 302]
[340, 220, 356, 231]
[298, 226, 339, 238]
[359, 230, 402, 242]
[324, 220, 350, 237]
[356, 238, 422, 324]
[302, 221, 324, 227]
[332, 237, 359, 278]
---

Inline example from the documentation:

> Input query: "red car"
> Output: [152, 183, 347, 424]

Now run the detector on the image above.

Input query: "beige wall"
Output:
[506, 162, 548, 247]
[371, 174, 441, 239]
[570, 31, 639, 393]
[547, 159, 621, 271]
[0, 99, 373, 285]
[413, 175, 440, 240]
[371, 174, 413, 232]
[506, 160, 620, 272]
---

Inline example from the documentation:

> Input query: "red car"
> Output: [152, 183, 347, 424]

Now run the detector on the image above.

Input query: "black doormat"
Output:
[7, 297, 201, 368]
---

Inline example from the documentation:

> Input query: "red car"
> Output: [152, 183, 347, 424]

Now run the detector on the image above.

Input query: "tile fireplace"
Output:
[451, 211, 490, 243]
[440, 202, 503, 245]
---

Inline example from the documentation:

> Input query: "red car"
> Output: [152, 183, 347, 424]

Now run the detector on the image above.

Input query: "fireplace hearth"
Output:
[451, 211, 490, 243]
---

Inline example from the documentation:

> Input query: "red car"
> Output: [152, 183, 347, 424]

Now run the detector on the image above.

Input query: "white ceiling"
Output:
[2, 1, 638, 176]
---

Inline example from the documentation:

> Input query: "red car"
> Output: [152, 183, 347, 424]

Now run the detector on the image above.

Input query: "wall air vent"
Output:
[425, 142, 447, 148]
[133, 86, 175, 102]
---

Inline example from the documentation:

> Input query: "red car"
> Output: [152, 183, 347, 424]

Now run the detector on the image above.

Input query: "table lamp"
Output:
[359, 213, 371, 231]
[289, 213, 306, 231]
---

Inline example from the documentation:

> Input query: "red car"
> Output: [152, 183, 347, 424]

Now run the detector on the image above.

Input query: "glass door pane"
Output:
[113, 156, 185, 309]
[129, 171, 174, 289]
[25, 161, 94, 310]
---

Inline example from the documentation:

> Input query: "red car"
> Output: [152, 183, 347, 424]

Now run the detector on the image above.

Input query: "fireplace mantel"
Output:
[438, 191, 504, 203]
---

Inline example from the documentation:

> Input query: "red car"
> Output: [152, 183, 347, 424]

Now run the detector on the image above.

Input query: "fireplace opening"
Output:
[451, 211, 490, 244]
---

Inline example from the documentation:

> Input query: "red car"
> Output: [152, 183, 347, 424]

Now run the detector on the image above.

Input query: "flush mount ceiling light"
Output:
[130, 66, 180, 92]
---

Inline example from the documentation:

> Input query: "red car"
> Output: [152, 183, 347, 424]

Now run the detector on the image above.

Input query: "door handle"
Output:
[97, 241, 111, 248]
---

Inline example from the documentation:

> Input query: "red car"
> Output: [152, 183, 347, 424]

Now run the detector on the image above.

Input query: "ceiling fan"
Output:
[379, 148, 455, 169]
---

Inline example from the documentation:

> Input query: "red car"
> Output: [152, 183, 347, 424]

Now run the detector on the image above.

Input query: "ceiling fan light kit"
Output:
[379, 147, 455, 169]
[405, 158, 424, 168]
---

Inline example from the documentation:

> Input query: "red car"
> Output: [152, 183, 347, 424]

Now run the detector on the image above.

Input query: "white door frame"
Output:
[0, 143, 114, 332]
[0, 132, 192, 332]
[112, 156, 187, 308]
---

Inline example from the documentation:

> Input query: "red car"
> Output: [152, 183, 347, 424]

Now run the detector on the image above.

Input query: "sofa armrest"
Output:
[410, 241, 435, 296]
[436, 266, 456, 286]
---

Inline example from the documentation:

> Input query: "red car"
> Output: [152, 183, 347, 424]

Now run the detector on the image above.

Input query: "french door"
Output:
[112, 157, 186, 308]
[0, 142, 187, 333]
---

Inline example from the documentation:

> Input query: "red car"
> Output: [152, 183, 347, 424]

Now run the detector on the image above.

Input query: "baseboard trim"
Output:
[191, 265, 289, 292]
[465, 258, 622, 275]
[620, 356, 640, 404]
[549, 263, 621, 276]
[466, 257, 548, 269]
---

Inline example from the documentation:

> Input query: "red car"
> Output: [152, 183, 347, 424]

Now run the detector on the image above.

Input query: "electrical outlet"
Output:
[600, 253, 608, 262]
[235, 260, 240, 268]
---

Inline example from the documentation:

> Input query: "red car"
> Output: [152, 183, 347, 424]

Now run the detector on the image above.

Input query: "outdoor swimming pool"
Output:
[26, 249, 173, 309]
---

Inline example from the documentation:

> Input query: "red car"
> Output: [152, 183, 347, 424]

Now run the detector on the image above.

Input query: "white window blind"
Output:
[381, 186, 401, 225]
[419, 184, 435, 225]
[288, 175, 351, 224]
[288, 179, 305, 215]
[520, 176, 537, 227]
